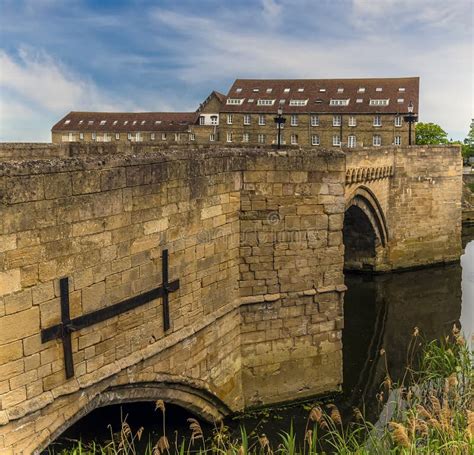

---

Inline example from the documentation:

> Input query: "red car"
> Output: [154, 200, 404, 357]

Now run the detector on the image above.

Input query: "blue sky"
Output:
[0, 0, 472, 141]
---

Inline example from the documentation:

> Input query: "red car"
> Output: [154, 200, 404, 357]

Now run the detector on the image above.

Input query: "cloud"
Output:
[261, 0, 283, 24]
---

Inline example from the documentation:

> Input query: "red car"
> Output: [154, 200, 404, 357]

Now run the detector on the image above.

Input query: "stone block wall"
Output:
[0, 146, 346, 453]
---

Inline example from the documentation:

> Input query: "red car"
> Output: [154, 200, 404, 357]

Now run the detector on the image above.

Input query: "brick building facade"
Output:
[52, 77, 419, 147]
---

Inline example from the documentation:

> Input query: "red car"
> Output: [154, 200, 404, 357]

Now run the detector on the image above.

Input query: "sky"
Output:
[0, 0, 472, 142]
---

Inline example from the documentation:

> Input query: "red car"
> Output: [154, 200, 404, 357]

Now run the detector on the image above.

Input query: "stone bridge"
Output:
[0, 144, 461, 453]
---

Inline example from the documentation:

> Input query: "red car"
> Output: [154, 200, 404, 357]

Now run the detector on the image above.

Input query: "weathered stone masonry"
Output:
[0, 146, 346, 453]
[0, 144, 462, 453]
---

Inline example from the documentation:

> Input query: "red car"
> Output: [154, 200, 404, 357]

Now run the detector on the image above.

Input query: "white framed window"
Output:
[115, 133, 119, 140]
[253, 88, 259, 92]
[174, 133, 179, 142]
[332, 135, 341, 146]
[297, 88, 304, 92]
[88, 120, 94, 125]
[209, 133, 215, 142]
[356, 98, 363, 103]
[257, 99, 275, 106]
[161, 133, 167, 140]
[78, 120, 84, 125]
[290, 133, 298, 145]
[398, 87, 406, 92]
[348, 135, 356, 148]
[199, 116, 205, 125]
[248, 98, 254, 103]
[311, 115, 319, 126]
[290, 114, 298, 126]
[151, 133, 155, 140]
[258, 134, 265, 144]
[227, 114, 233, 125]
[333, 115, 341, 126]
[100, 120, 106, 125]
[394, 116, 402, 127]
[348, 116, 357, 127]
[329, 99, 349, 106]
[79, 133, 84, 140]
[319, 88, 326, 92]
[123, 121, 128, 125]
[64, 119, 71, 125]
[210, 115, 218, 125]
[226, 98, 244, 105]
[369, 99, 389, 106]
[289, 99, 308, 106]
[397, 98, 404, 103]
[266, 88, 272, 93]
[155, 120, 162, 125]
[127, 133, 132, 140]
[373, 115, 382, 126]
[258, 114, 266, 126]
[337, 88, 344, 93]
[394, 136, 401, 145]
[136, 132, 142, 142]
[358, 87, 366, 93]
[190, 133, 195, 141]
[235, 88, 242, 93]
[283, 88, 290, 93]
[373, 134, 382, 146]
[92, 132, 97, 140]
[242, 133, 249, 142]
[141, 120, 146, 125]
[243, 114, 251, 125]
[311, 134, 320, 146]
[376, 87, 383, 92]
[132, 120, 137, 125]
[226, 132, 233, 142]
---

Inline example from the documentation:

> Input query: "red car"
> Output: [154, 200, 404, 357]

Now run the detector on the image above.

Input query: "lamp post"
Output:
[403, 101, 418, 145]
[273, 107, 286, 149]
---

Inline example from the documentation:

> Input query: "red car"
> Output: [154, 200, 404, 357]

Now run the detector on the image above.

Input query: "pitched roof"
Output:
[222, 77, 419, 114]
[196, 91, 227, 113]
[52, 112, 199, 132]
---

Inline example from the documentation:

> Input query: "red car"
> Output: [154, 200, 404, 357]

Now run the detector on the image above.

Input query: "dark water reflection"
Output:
[50, 230, 473, 451]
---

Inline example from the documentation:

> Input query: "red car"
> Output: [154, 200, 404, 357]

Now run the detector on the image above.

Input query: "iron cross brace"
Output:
[41, 249, 179, 379]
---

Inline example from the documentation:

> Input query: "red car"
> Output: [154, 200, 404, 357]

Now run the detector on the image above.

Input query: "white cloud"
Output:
[261, 0, 283, 24]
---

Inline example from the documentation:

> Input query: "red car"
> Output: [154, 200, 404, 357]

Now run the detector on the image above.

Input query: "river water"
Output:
[49, 226, 474, 451]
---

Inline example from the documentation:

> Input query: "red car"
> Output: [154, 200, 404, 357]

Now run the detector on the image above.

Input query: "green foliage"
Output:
[415, 122, 449, 145]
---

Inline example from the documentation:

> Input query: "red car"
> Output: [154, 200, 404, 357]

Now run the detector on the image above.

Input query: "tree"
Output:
[463, 119, 474, 159]
[415, 122, 449, 145]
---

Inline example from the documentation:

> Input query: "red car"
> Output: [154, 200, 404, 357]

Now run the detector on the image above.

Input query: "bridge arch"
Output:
[44, 379, 231, 451]
[344, 186, 389, 271]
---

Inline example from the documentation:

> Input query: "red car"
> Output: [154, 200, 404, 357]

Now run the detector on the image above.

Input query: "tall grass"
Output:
[48, 326, 473, 454]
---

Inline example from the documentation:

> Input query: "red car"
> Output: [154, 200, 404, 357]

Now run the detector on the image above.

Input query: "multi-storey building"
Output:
[52, 77, 419, 147]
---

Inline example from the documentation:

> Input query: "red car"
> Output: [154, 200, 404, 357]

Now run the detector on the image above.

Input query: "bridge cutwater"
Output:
[0, 144, 462, 453]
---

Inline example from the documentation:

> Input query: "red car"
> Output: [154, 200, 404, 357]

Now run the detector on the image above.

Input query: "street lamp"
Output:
[403, 101, 418, 145]
[273, 107, 286, 149]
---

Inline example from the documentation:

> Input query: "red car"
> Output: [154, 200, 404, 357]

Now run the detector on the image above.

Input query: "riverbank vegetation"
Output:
[48, 326, 473, 454]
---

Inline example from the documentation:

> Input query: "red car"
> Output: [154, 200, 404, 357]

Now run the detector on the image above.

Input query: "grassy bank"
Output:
[48, 327, 473, 454]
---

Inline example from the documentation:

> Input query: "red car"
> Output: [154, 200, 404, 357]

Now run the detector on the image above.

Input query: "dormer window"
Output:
[319, 88, 326, 92]
[210, 115, 218, 125]
[226, 98, 245, 105]
[289, 99, 308, 106]
[124, 121, 128, 125]
[248, 98, 254, 103]
[88, 120, 94, 125]
[64, 119, 71, 125]
[376, 87, 383, 92]
[113, 120, 118, 125]
[155, 120, 162, 124]
[369, 99, 389, 106]
[257, 99, 275, 106]
[356, 98, 363, 103]
[284, 88, 290, 93]
[100, 120, 106, 125]
[236, 88, 242, 93]
[397, 98, 404, 103]
[78, 120, 83, 125]
[266, 88, 272, 93]
[329, 99, 350, 106]
[358, 87, 366, 93]
[337, 88, 344, 93]
[398, 87, 406, 92]
[297, 88, 304, 92]
[132, 120, 137, 125]
[315, 99, 323, 104]
[253, 88, 259, 92]
[141, 120, 146, 125]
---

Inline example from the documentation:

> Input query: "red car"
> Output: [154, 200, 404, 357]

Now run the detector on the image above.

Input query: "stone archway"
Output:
[41, 381, 231, 453]
[344, 186, 389, 271]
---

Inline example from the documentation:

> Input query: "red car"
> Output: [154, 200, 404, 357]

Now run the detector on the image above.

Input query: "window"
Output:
[210, 115, 218, 125]
[333, 115, 341, 126]
[243, 114, 251, 125]
[284, 88, 290, 93]
[174, 133, 179, 142]
[88, 120, 94, 125]
[79, 133, 84, 140]
[373, 135, 382, 146]
[132, 120, 137, 125]
[373, 115, 382, 126]
[64, 119, 71, 125]
[279, 99, 286, 104]
[209, 133, 215, 142]
[358, 87, 366, 93]
[258, 115, 266, 125]
[258, 134, 265, 144]
[236, 88, 242, 93]
[398, 87, 406, 92]
[227, 132, 233, 142]
[78, 120, 83, 125]
[123, 121, 128, 125]
[266, 88, 272, 93]
[161, 133, 167, 140]
[376, 87, 383, 92]
[115, 133, 120, 140]
[290, 133, 298, 145]
[155, 120, 162, 125]
[290, 115, 298, 126]
[319, 88, 326, 92]
[333, 135, 341, 146]
[257, 99, 275, 106]
[369, 99, 389, 106]
[311, 115, 319, 126]
[329, 99, 349, 106]
[348, 116, 357, 127]
[397, 98, 404, 103]
[242, 133, 249, 142]
[315, 99, 323, 104]
[136, 132, 142, 142]
[190, 133, 195, 141]
[356, 98, 363, 103]
[298, 88, 304, 92]
[92, 132, 97, 140]
[113, 120, 118, 125]
[248, 98, 254, 103]
[100, 120, 107, 125]
[199, 116, 205, 125]
[226, 98, 244, 105]
[311, 134, 320, 146]
[151, 133, 155, 140]
[394, 136, 401, 145]
[337, 88, 344, 93]
[289, 99, 308, 106]
[394, 116, 402, 127]
[253, 88, 259, 92]
[227, 114, 233, 125]
[348, 135, 356, 148]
